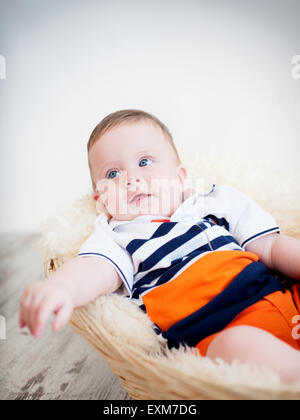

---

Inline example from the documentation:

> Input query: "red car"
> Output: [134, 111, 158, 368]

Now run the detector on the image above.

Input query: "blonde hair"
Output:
[87, 109, 181, 190]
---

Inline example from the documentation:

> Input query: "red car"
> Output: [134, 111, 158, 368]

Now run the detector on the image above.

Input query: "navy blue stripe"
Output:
[150, 222, 177, 239]
[133, 267, 169, 292]
[241, 227, 280, 248]
[78, 252, 131, 293]
[126, 222, 177, 255]
[161, 261, 283, 349]
[132, 243, 211, 299]
[136, 224, 210, 273]
[126, 239, 148, 255]
[204, 214, 230, 231]
[210, 234, 240, 249]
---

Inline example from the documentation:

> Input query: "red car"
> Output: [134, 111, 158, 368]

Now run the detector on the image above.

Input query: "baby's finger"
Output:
[19, 312, 26, 329]
[32, 296, 62, 336]
[52, 300, 73, 332]
[28, 293, 50, 336]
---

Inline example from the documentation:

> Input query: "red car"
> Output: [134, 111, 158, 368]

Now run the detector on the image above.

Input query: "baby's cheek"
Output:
[95, 199, 106, 214]
[163, 182, 183, 211]
[111, 188, 132, 217]
[96, 180, 117, 212]
[158, 180, 179, 199]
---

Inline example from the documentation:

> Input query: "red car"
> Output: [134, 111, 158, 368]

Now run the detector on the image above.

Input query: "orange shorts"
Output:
[143, 250, 300, 354]
[196, 284, 300, 356]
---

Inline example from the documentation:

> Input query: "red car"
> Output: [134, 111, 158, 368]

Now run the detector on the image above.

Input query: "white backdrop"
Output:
[0, 0, 299, 232]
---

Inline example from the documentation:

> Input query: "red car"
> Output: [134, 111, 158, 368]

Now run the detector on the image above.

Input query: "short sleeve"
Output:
[78, 218, 134, 296]
[216, 185, 280, 248]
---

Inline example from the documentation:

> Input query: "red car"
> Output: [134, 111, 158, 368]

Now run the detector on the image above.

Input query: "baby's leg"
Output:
[206, 325, 300, 384]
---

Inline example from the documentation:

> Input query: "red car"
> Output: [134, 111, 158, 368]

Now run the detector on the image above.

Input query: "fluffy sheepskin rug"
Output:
[39, 152, 300, 399]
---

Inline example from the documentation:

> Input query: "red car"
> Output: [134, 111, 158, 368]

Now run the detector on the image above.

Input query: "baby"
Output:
[20, 109, 300, 384]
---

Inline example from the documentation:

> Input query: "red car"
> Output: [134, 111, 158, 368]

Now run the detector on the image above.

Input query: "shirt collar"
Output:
[108, 214, 167, 229]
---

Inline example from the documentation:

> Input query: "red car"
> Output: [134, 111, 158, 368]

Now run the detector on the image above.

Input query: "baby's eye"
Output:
[139, 158, 153, 167]
[107, 169, 120, 179]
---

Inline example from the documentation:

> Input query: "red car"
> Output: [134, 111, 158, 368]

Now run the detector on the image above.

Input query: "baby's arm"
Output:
[19, 256, 122, 337]
[245, 233, 300, 280]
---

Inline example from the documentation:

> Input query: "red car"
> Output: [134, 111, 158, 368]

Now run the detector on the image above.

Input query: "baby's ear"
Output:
[93, 191, 100, 201]
[177, 164, 187, 183]
[93, 190, 105, 214]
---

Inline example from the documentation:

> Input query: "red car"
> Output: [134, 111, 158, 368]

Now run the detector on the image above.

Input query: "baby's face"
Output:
[89, 120, 186, 221]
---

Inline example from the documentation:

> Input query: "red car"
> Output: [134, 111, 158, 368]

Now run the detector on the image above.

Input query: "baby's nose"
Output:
[127, 177, 141, 186]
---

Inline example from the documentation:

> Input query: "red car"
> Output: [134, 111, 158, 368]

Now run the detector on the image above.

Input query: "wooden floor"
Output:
[0, 233, 130, 400]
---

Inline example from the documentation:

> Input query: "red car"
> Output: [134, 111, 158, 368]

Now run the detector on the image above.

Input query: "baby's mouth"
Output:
[129, 193, 152, 204]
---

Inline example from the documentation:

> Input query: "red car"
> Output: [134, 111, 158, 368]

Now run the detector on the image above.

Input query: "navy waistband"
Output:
[161, 261, 283, 349]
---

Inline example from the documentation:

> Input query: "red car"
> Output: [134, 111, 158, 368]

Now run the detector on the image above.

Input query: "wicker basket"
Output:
[44, 257, 300, 400]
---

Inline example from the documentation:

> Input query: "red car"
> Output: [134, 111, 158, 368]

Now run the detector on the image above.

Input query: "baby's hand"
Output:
[19, 280, 74, 337]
